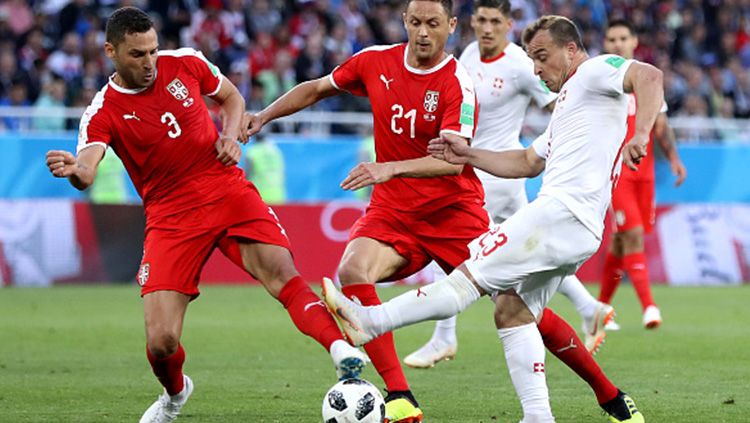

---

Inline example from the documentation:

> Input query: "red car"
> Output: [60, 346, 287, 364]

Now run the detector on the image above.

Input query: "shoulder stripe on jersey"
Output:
[328, 73, 342, 92]
[77, 85, 109, 154]
[452, 62, 476, 138]
[158, 48, 200, 57]
[208, 74, 223, 97]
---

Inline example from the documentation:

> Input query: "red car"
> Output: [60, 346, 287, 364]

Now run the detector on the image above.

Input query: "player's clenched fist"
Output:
[215, 136, 241, 166]
[427, 135, 471, 165]
[46, 150, 78, 178]
[622, 133, 649, 171]
[241, 112, 263, 143]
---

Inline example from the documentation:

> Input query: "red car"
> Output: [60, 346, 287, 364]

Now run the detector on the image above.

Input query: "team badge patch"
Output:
[137, 263, 150, 286]
[167, 78, 189, 101]
[423, 90, 440, 113]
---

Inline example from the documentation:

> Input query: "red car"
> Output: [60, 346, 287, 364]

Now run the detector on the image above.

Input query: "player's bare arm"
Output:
[653, 112, 687, 186]
[428, 135, 544, 178]
[45, 145, 105, 190]
[209, 78, 245, 166]
[621, 61, 663, 171]
[341, 155, 463, 191]
[242, 76, 340, 140]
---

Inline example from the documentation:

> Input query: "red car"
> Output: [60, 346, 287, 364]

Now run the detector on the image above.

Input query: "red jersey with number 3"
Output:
[77, 48, 245, 219]
[330, 43, 484, 213]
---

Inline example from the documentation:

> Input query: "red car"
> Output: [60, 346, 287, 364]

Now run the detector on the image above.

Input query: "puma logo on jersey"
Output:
[123, 112, 141, 121]
[380, 74, 394, 90]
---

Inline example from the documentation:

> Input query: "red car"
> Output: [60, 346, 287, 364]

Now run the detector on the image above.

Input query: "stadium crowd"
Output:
[0, 0, 748, 135]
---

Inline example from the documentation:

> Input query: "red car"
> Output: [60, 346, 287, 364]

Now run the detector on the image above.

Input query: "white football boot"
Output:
[139, 375, 193, 423]
[582, 302, 615, 354]
[642, 305, 662, 329]
[321, 278, 377, 347]
[403, 339, 457, 368]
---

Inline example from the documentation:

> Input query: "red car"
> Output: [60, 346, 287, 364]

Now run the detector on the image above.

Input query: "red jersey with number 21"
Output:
[77, 48, 245, 220]
[330, 43, 483, 213]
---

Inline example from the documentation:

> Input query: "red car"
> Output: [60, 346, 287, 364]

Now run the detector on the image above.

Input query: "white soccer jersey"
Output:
[532, 54, 634, 238]
[459, 42, 556, 154]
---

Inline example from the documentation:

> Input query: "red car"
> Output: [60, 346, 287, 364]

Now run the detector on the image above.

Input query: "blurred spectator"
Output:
[0, 0, 33, 37]
[294, 30, 331, 82]
[674, 94, 719, 142]
[32, 77, 67, 131]
[257, 49, 296, 107]
[188, 0, 232, 68]
[0, 79, 31, 131]
[18, 27, 49, 72]
[47, 32, 83, 83]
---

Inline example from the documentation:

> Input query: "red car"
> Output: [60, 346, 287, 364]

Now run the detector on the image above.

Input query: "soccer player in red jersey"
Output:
[45, 7, 366, 423]
[245, 2, 633, 422]
[599, 19, 687, 330]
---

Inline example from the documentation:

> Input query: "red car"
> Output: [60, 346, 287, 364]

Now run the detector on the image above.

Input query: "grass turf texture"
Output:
[1, 284, 748, 422]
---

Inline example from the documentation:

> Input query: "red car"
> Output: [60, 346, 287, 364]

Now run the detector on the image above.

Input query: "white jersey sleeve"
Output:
[531, 126, 551, 159]
[579, 54, 634, 97]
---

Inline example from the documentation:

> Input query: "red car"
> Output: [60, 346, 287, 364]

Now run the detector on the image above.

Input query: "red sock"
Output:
[622, 252, 655, 310]
[278, 276, 344, 351]
[599, 252, 623, 304]
[146, 343, 185, 396]
[342, 284, 409, 393]
[537, 308, 619, 405]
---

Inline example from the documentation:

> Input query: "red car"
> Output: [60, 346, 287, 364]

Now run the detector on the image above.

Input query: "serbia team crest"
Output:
[167, 78, 189, 101]
[424, 90, 439, 113]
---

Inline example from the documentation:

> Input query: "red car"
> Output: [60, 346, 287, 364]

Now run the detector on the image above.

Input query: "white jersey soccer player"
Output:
[324, 16, 660, 423]
[406, 31, 611, 370]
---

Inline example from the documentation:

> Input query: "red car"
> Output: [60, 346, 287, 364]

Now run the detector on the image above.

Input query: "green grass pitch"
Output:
[1, 284, 748, 422]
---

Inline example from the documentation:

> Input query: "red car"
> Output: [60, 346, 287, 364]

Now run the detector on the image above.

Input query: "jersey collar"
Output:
[107, 71, 157, 95]
[479, 42, 509, 63]
[403, 45, 453, 75]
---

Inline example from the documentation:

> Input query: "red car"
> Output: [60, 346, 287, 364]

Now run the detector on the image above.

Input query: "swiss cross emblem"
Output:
[424, 90, 440, 113]
[533, 362, 545, 373]
[167, 78, 189, 101]
[137, 263, 150, 286]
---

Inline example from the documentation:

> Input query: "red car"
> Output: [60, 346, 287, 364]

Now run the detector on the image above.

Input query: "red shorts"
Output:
[611, 177, 655, 233]
[349, 203, 490, 281]
[138, 182, 291, 298]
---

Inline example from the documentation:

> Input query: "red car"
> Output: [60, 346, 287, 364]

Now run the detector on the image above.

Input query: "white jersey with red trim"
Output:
[531, 54, 634, 238]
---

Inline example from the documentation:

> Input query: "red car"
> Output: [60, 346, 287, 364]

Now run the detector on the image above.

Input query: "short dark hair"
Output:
[105, 7, 154, 46]
[522, 15, 584, 50]
[406, 0, 454, 17]
[473, 0, 511, 17]
[607, 19, 636, 36]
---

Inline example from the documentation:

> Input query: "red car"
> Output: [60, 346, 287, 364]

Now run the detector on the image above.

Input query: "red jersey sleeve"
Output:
[329, 49, 368, 96]
[76, 87, 112, 154]
[175, 48, 223, 96]
[438, 61, 476, 140]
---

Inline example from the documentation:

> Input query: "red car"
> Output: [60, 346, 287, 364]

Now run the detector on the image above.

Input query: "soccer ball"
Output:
[322, 378, 385, 423]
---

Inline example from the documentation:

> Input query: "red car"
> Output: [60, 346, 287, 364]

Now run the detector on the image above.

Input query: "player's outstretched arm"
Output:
[242, 76, 340, 140]
[46, 145, 105, 190]
[210, 78, 245, 164]
[653, 112, 687, 186]
[340, 156, 463, 191]
[622, 61, 664, 170]
[428, 134, 545, 178]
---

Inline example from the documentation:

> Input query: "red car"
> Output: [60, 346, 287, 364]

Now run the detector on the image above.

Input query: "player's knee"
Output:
[337, 258, 372, 286]
[147, 331, 180, 358]
[494, 293, 535, 329]
[620, 228, 644, 251]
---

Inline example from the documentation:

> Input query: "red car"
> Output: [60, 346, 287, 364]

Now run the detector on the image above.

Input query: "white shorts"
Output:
[465, 196, 600, 318]
[481, 176, 528, 223]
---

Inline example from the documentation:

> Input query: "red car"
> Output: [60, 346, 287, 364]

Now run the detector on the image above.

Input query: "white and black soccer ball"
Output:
[322, 378, 385, 423]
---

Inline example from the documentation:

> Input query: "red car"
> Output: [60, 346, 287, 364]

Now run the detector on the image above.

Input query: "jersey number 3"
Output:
[391, 104, 416, 139]
[161, 112, 182, 139]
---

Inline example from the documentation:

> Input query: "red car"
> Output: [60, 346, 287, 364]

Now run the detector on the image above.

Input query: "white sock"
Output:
[430, 316, 457, 345]
[557, 275, 598, 320]
[498, 323, 554, 422]
[370, 270, 480, 334]
[428, 264, 458, 345]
